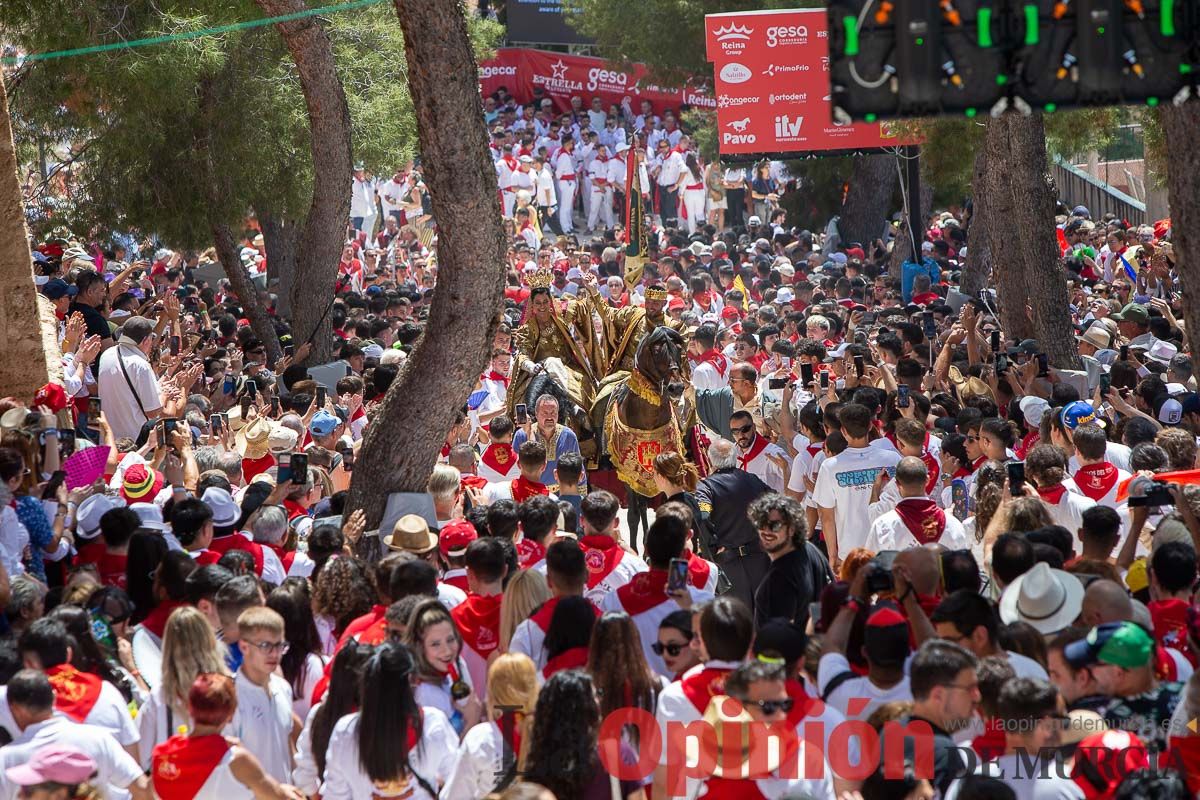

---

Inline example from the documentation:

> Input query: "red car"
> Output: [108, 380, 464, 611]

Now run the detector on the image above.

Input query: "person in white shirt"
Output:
[95, 316, 167, 441]
[688, 325, 731, 390]
[1027, 444, 1096, 536]
[599, 512, 713, 677]
[586, 96, 607, 132]
[1070, 423, 1132, 511]
[377, 169, 408, 224]
[227, 608, 296, 784]
[441, 653, 538, 799]
[676, 150, 706, 236]
[531, 156, 557, 234]
[866, 457, 971, 552]
[349, 165, 378, 232]
[554, 138, 578, 233]
[509, 540, 593, 670]
[655, 137, 686, 228]
[730, 410, 789, 492]
[321, 643, 457, 800]
[585, 145, 613, 232]
[812, 403, 902, 571]
[633, 98, 659, 134]
[0, 670, 151, 800]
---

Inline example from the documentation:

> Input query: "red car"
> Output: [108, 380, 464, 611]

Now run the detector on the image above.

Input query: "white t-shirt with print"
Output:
[813, 445, 902, 561]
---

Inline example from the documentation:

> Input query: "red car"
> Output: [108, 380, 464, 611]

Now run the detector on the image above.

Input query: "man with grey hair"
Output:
[695, 438, 772, 610]
[6, 576, 47, 639]
[512, 393, 581, 489]
[250, 504, 291, 584]
[96, 314, 202, 439]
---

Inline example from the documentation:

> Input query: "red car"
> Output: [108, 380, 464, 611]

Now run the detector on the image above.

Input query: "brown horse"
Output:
[591, 326, 688, 550]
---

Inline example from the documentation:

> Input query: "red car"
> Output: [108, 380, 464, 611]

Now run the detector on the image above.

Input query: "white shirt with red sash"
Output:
[1071, 460, 1131, 510]
[738, 435, 788, 493]
[691, 349, 730, 390]
[477, 443, 520, 483]
[509, 594, 601, 671]
[321, 709, 457, 800]
[0, 665, 140, 747]
[600, 569, 713, 678]
[579, 534, 647, 604]
[152, 734, 251, 800]
[865, 496, 971, 552]
[451, 593, 503, 702]
[655, 660, 741, 799]
[441, 568, 469, 594]
[685, 549, 719, 593]
[1036, 482, 1096, 539]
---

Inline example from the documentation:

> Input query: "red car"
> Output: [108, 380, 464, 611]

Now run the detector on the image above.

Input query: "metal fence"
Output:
[1052, 155, 1147, 226]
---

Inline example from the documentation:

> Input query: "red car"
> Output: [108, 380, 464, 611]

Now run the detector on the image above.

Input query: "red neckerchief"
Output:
[265, 543, 297, 574]
[920, 440, 941, 495]
[480, 443, 517, 476]
[483, 370, 510, 387]
[952, 466, 972, 479]
[543, 646, 589, 679]
[502, 155, 518, 171]
[693, 348, 728, 377]
[971, 455, 987, 472]
[337, 604, 387, 652]
[783, 679, 816, 723]
[894, 498, 946, 545]
[142, 600, 189, 639]
[241, 452, 275, 482]
[441, 442, 452, 458]
[1016, 430, 1040, 460]
[283, 499, 308, 523]
[451, 593, 503, 658]
[1075, 462, 1119, 501]
[737, 434, 770, 471]
[442, 571, 469, 593]
[694, 291, 714, 311]
[579, 534, 626, 588]
[1149, 599, 1192, 657]
[511, 475, 549, 504]
[208, 534, 264, 577]
[152, 734, 231, 800]
[461, 474, 489, 492]
[45, 664, 103, 722]
[497, 710, 523, 765]
[806, 442, 823, 458]
[972, 717, 1007, 762]
[680, 666, 732, 715]
[616, 569, 670, 615]
[685, 549, 711, 590]
[519, 221, 534, 234]
[1155, 645, 1179, 682]
[697, 777, 772, 799]
[516, 537, 546, 570]
[1037, 484, 1069, 505]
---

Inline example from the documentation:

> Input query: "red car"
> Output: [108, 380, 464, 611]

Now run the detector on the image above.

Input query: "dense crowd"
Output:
[2, 87, 1198, 800]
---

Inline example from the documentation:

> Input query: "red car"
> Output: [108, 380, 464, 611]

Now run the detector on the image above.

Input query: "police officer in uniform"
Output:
[694, 438, 772, 611]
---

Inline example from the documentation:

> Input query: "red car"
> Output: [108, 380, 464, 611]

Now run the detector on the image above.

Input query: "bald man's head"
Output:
[895, 546, 940, 596]
[1080, 579, 1132, 627]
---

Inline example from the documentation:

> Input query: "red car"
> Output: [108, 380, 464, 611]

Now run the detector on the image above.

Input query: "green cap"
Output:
[1064, 621, 1154, 669]
[1111, 303, 1149, 325]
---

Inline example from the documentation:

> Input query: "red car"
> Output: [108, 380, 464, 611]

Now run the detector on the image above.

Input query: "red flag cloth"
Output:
[1116, 468, 1200, 503]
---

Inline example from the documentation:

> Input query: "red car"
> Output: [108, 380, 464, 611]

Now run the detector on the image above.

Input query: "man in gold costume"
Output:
[594, 283, 687, 378]
[509, 269, 606, 419]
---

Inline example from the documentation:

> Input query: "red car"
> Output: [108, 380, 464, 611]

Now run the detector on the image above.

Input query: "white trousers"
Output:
[588, 186, 614, 230]
[683, 189, 706, 235]
[558, 180, 576, 232]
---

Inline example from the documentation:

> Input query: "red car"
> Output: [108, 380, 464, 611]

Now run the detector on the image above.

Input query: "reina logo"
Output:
[719, 63, 753, 85]
[766, 24, 809, 48]
[714, 23, 753, 52]
[774, 115, 804, 141]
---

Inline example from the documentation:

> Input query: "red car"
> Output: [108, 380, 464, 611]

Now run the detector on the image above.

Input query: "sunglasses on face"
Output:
[733, 423, 755, 435]
[652, 641, 689, 657]
[759, 519, 788, 532]
[739, 697, 794, 715]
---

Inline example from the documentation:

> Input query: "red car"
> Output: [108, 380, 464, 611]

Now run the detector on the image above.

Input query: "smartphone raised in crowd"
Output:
[1120, 345, 1130, 361]
[316, 386, 327, 409]
[277, 453, 292, 484]
[170, 335, 181, 356]
[820, 371, 829, 390]
[290, 452, 309, 479]
[854, 354, 865, 378]
[1036, 353, 1049, 378]
[41, 470, 66, 500]
[897, 385, 910, 408]
[799, 362, 815, 388]
[210, 414, 223, 434]
[58, 429, 75, 458]
[768, 377, 789, 390]
[667, 558, 689, 594]
[991, 330, 1001, 353]
[1007, 461, 1026, 496]
[515, 403, 529, 425]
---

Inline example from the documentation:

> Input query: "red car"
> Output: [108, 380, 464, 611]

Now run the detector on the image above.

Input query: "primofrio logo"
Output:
[719, 63, 753, 85]
[766, 24, 809, 48]
[763, 63, 810, 77]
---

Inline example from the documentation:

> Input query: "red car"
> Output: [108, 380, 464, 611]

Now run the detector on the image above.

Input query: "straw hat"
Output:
[384, 514, 438, 554]
[235, 416, 272, 460]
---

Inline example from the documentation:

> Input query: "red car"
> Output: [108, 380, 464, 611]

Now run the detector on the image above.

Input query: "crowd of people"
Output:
[3, 87, 1200, 800]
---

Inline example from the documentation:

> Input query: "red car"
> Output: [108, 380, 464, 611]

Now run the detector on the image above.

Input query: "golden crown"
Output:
[527, 268, 554, 290]
[644, 287, 668, 302]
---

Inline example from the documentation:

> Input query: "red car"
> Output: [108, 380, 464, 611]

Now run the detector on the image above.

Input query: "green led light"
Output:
[996, 74, 1008, 85]
[1163, 0, 1176, 36]
[866, 113, 878, 122]
[916, 37, 924, 45]
[965, 108, 977, 118]
[843, 15, 860, 55]
[1098, 26, 1106, 34]
[978, 8, 994, 47]
[1147, 97, 1159, 106]
[1045, 103, 1057, 112]
[1182, 64, 1193, 74]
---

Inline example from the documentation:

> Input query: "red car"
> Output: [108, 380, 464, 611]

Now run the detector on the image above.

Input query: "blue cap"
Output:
[366, 285, 383, 296]
[42, 279, 77, 300]
[1061, 401, 1104, 430]
[309, 409, 340, 437]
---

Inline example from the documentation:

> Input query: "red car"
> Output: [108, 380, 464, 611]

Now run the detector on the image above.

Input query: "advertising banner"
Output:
[478, 48, 714, 116]
[505, 0, 592, 46]
[704, 8, 910, 155]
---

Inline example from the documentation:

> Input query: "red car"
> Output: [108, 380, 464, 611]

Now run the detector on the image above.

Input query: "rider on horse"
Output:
[593, 283, 687, 377]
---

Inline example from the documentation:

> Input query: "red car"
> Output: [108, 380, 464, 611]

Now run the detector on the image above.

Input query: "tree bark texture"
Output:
[346, 0, 508, 539]
[259, 212, 300, 320]
[1161, 103, 1200, 361]
[959, 144, 991, 299]
[981, 114, 1079, 369]
[257, 0, 353, 364]
[0, 75, 56, 399]
[840, 153, 897, 247]
[195, 79, 281, 364]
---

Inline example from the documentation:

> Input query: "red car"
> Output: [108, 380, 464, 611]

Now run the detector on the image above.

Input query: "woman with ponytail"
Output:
[292, 642, 374, 796]
[321, 642, 457, 799]
[442, 653, 539, 798]
[652, 453, 704, 547]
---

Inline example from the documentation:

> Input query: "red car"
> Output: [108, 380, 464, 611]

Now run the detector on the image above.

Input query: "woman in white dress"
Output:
[292, 642, 374, 796]
[441, 653, 539, 798]
[320, 643, 458, 800]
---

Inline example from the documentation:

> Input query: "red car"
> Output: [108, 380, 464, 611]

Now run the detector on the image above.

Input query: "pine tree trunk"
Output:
[985, 114, 1079, 369]
[345, 0, 507, 538]
[1161, 104, 1200, 360]
[256, 0, 353, 364]
[840, 153, 897, 246]
[259, 212, 300, 321]
[0, 76, 56, 399]
[959, 145, 991, 299]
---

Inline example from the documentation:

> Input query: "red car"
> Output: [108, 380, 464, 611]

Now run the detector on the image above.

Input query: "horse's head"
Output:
[635, 326, 687, 400]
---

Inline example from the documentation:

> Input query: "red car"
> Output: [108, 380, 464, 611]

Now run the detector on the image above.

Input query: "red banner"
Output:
[478, 48, 715, 116]
[704, 9, 911, 155]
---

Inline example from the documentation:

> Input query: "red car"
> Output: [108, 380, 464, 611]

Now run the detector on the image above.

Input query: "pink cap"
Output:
[6, 746, 97, 785]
